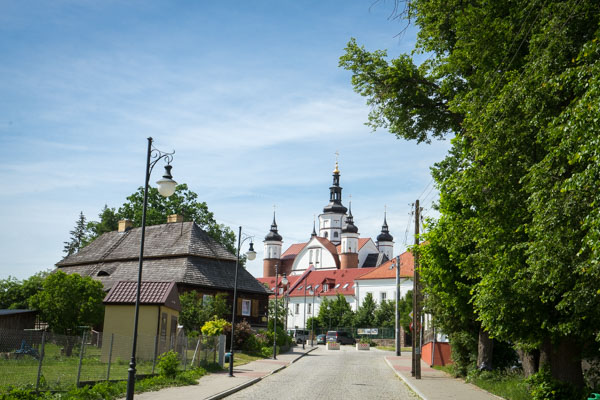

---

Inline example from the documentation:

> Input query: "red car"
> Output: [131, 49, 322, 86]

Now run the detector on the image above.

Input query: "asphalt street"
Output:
[227, 345, 418, 399]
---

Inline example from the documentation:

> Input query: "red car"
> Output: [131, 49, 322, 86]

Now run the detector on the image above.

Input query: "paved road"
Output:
[227, 345, 418, 399]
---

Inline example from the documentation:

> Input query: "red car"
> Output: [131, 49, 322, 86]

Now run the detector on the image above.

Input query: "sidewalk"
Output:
[130, 345, 317, 400]
[384, 354, 501, 400]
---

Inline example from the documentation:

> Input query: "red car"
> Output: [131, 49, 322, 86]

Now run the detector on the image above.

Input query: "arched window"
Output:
[334, 231, 339, 238]
[324, 231, 328, 238]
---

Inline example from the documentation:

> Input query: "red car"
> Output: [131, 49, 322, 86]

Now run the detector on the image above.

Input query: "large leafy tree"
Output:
[341, 0, 600, 387]
[0, 271, 50, 310]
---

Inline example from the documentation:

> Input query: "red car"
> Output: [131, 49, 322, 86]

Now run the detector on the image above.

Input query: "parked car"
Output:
[316, 334, 326, 345]
[326, 330, 356, 345]
[287, 329, 310, 344]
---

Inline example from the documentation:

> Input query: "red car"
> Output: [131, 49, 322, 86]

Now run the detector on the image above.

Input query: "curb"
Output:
[384, 357, 428, 400]
[205, 347, 317, 400]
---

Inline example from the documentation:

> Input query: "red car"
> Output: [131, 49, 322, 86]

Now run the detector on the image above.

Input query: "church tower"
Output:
[376, 212, 394, 260]
[340, 203, 359, 269]
[318, 160, 347, 245]
[263, 212, 283, 277]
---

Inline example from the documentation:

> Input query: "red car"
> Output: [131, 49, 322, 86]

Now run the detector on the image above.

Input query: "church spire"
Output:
[311, 215, 317, 237]
[322, 157, 347, 214]
[377, 210, 393, 242]
[265, 210, 283, 241]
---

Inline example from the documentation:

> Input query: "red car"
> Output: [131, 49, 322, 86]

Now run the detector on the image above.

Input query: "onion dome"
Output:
[265, 212, 283, 241]
[342, 203, 358, 234]
[377, 213, 394, 242]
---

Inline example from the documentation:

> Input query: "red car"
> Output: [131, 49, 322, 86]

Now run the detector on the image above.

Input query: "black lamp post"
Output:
[126, 137, 177, 400]
[229, 227, 256, 377]
[309, 288, 315, 346]
[302, 282, 307, 350]
[272, 268, 288, 359]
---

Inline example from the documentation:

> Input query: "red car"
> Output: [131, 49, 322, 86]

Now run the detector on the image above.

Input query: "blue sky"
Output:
[0, 1, 450, 280]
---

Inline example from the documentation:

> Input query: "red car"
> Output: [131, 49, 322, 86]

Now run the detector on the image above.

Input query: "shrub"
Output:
[157, 350, 180, 378]
[526, 367, 586, 400]
[201, 317, 231, 336]
[223, 320, 254, 350]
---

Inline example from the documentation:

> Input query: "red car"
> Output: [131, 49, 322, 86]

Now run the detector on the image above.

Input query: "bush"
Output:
[157, 350, 180, 378]
[201, 317, 230, 336]
[449, 330, 478, 377]
[526, 367, 586, 400]
[223, 320, 254, 350]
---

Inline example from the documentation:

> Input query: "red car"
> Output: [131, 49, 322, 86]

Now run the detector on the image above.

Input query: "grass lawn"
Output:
[376, 346, 412, 352]
[434, 365, 530, 400]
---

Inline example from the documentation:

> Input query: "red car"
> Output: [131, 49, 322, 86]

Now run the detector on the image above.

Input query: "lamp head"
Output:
[246, 241, 257, 260]
[309, 289, 314, 296]
[156, 164, 177, 197]
[281, 273, 288, 286]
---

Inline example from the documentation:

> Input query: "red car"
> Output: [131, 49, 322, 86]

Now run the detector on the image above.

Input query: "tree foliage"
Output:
[355, 292, 377, 327]
[341, 0, 600, 387]
[28, 271, 105, 335]
[0, 270, 50, 310]
[179, 291, 230, 334]
[63, 212, 89, 255]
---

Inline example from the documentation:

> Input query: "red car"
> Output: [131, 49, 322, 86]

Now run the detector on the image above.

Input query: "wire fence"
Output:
[311, 326, 400, 339]
[0, 328, 223, 392]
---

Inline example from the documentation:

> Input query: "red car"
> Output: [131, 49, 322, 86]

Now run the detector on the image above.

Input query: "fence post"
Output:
[35, 331, 46, 391]
[218, 335, 225, 367]
[152, 335, 159, 374]
[76, 331, 86, 387]
[106, 333, 114, 381]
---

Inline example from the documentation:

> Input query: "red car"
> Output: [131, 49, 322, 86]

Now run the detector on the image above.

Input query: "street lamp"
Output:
[229, 227, 256, 377]
[126, 137, 177, 400]
[302, 280, 308, 350]
[309, 288, 315, 346]
[273, 267, 288, 359]
[391, 256, 401, 357]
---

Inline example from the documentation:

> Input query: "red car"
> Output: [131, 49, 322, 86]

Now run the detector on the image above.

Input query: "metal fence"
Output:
[0, 328, 224, 392]
[312, 326, 398, 339]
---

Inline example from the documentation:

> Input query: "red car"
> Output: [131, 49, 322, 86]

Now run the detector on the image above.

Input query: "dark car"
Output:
[316, 334, 326, 345]
[326, 330, 356, 345]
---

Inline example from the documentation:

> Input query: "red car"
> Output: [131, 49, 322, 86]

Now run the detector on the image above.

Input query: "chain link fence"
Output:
[0, 328, 223, 392]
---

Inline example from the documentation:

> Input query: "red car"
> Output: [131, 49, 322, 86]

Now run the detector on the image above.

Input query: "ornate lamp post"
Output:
[229, 227, 256, 377]
[126, 137, 177, 400]
[273, 267, 288, 359]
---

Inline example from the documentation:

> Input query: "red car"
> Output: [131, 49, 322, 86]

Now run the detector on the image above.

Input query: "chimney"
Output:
[167, 214, 184, 223]
[118, 219, 133, 233]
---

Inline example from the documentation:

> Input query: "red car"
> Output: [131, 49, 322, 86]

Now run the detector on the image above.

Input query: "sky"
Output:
[0, 1, 450, 281]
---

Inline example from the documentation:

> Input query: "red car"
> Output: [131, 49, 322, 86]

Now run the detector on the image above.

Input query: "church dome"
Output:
[342, 206, 358, 234]
[265, 213, 283, 242]
[377, 214, 393, 242]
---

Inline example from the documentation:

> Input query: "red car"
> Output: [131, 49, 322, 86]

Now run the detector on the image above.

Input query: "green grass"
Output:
[376, 346, 412, 352]
[433, 365, 530, 400]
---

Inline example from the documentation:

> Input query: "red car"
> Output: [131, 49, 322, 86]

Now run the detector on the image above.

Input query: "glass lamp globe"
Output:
[246, 242, 257, 261]
[156, 165, 177, 197]
[281, 273, 289, 286]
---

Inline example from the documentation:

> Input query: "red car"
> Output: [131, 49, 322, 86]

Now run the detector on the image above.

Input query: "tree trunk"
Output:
[477, 328, 494, 371]
[517, 348, 539, 377]
[539, 336, 584, 387]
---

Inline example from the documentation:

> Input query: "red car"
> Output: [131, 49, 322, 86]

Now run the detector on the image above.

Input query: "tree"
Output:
[0, 270, 50, 310]
[268, 298, 288, 331]
[340, 0, 600, 387]
[317, 297, 333, 330]
[179, 291, 230, 333]
[63, 211, 89, 255]
[354, 292, 377, 328]
[86, 205, 119, 242]
[329, 294, 355, 328]
[28, 271, 104, 355]
[118, 184, 237, 254]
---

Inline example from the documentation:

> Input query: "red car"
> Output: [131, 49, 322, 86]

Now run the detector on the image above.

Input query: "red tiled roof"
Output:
[315, 237, 340, 269]
[103, 281, 180, 310]
[281, 243, 306, 259]
[258, 267, 375, 298]
[355, 250, 414, 280]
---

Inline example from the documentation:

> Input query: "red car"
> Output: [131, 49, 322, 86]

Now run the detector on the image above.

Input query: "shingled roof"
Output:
[103, 281, 181, 311]
[56, 221, 268, 295]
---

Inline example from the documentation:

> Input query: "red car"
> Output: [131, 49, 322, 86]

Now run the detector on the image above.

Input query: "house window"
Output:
[242, 300, 251, 316]
[295, 304, 300, 314]
[323, 284, 328, 292]
[308, 303, 312, 314]
[380, 292, 387, 302]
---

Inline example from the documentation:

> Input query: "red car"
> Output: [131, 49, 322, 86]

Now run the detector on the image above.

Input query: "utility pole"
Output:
[414, 199, 421, 379]
[395, 255, 401, 356]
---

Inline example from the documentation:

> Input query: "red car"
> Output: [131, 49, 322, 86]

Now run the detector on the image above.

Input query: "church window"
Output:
[334, 232, 339, 238]
[324, 232, 328, 238]
[309, 249, 313, 263]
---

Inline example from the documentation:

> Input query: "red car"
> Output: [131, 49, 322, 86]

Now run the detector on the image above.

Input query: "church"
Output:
[263, 161, 394, 278]
[257, 161, 408, 332]
[261, 160, 395, 279]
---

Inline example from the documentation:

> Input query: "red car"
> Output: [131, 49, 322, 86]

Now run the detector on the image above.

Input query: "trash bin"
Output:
[225, 352, 231, 363]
